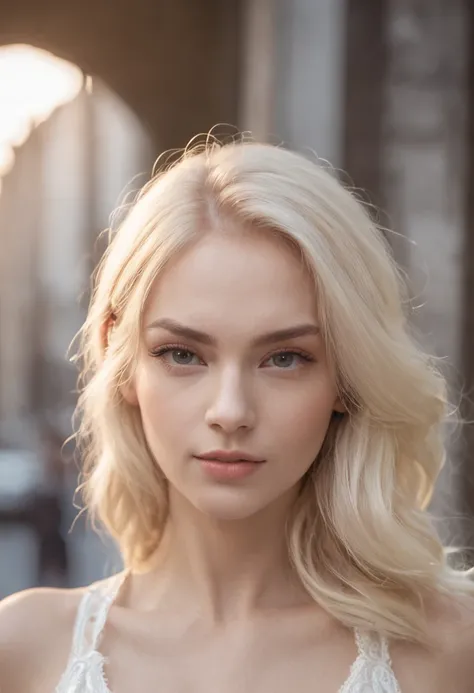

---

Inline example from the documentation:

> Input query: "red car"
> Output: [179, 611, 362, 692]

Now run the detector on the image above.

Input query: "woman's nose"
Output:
[204, 370, 256, 433]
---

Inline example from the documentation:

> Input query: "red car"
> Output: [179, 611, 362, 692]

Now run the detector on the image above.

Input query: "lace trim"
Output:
[338, 629, 402, 693]
[56, 649, 111, 693]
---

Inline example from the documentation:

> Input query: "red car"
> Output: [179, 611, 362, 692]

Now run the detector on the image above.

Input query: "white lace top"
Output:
[55, 572, 403, 693]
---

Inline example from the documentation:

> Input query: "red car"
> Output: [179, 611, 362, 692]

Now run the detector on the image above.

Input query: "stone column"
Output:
[239, 0, 347, 167]
[0, 129, 42, 446]
[343, 0, 389, 217]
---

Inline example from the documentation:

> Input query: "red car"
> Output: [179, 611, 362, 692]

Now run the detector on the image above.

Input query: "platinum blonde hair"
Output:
[74, 136, 474, 647]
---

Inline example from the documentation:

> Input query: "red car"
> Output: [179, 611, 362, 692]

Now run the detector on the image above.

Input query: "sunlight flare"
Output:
[0, 44, 84, 179]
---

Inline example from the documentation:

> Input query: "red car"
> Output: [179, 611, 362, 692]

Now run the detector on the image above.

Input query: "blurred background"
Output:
[1, 0, 474, 597]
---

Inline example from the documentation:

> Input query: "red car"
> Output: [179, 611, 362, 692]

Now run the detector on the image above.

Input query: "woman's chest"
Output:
[101, 616, 362, 693]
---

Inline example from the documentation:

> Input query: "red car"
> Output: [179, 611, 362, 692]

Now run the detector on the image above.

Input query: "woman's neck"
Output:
[130, 486, 312, 624]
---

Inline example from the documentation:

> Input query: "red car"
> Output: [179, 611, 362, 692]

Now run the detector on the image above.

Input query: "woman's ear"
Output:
[100, 311, 117, 353]
[333, 396, 345, 414]
[121, 378, 139, 406]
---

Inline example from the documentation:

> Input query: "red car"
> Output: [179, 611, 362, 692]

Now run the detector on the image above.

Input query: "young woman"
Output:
[1, 138, 474, 693]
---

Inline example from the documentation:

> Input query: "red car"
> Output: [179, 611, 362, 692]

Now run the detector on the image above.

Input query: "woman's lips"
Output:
[194, 456, 265, 480]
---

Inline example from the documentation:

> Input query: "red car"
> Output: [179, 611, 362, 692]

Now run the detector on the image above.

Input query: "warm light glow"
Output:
[0, 45, 84, 179]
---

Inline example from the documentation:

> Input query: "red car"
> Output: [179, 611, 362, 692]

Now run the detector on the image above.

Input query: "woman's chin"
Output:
[189, 488, 272, 522]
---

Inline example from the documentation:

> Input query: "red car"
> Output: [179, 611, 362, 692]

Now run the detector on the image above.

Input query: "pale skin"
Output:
[1, 226, 474, 693]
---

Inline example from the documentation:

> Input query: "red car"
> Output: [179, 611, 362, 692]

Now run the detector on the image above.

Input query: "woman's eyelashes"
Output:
[150, 344, 204, 369]
[148, 343, 315, 373]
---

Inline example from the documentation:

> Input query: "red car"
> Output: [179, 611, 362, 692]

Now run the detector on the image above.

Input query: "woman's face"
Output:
[128, 228, 343, 520]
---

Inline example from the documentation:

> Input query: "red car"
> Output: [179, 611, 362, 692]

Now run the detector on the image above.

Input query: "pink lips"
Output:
[194, 450, 266, 480]
[196, 450, 264, 463]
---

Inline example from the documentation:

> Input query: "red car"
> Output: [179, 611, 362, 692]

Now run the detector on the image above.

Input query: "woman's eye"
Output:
[152, 347, 201, 366]
[170, 349, 198, 365]
[263, 351, 314, 369]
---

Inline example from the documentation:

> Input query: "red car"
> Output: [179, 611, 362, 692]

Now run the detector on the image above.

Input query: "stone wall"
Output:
[343, 0, 471, 544]
[382, 0, 470, 540]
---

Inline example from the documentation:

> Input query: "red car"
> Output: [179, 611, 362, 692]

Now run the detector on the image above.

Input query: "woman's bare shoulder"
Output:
[0, 582, 85, 636]
[0, 580, 105, 693]
[426, 591, 474, 689]
[429, 590, 474, 641]
[388, 590, 474, 693]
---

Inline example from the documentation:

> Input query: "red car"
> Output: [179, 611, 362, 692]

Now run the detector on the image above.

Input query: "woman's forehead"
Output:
[143, 231, 319, 329]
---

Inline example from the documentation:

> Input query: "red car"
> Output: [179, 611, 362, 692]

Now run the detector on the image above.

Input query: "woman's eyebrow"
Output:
[145, 318, 320, 347]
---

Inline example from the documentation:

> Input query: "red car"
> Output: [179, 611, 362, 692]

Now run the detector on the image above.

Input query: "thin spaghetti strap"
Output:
[56, 572, 130, 693]
[70, 571, 129, 659]
[354, 627, 391, 663]
[69, 589, 100, 659]
[89, 571, 130, 651]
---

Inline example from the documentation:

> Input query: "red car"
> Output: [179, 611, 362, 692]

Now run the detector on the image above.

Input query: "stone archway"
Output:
[0, 0, 241, 149]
